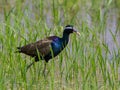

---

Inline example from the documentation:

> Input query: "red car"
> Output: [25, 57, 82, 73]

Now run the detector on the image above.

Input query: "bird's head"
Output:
[63, 25, 80, 35]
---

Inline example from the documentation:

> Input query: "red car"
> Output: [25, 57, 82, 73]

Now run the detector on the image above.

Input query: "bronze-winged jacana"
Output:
[17, 25, 80, 72]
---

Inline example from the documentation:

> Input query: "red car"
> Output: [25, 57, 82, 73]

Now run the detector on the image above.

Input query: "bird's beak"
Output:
[73, 28, 80, 36]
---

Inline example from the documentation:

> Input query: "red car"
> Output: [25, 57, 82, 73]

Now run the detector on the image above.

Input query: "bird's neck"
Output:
[61, 33, 70, 46]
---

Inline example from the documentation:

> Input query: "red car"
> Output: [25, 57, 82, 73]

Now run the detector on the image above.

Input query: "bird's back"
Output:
[17, 36, 56, 57]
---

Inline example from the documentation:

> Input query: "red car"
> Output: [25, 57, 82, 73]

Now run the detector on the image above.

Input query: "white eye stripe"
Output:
[65, 27, 73, 29]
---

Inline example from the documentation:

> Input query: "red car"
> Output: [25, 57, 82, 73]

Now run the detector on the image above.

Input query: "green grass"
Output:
[0, 0, 120, 89]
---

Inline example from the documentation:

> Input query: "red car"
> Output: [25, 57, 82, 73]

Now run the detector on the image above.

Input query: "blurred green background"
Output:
[0, 0, 120, 90]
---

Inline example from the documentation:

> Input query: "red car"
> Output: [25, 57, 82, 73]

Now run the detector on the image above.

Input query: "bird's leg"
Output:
[26, 56, 39, 71]
[26, 61, 35, 71]
[43, 61, 47, 76]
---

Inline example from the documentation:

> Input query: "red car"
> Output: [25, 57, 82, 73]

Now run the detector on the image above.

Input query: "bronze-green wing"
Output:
[17, 36, 57, 57]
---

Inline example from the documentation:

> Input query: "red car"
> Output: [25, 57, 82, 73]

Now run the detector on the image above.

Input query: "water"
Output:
[105, 8, 120, 59]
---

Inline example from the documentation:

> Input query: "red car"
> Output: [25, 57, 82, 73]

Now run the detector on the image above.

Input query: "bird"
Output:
[17, 25, 80, 73]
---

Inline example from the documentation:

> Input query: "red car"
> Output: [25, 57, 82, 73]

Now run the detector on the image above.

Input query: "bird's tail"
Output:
[15, 47, 22, 53]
